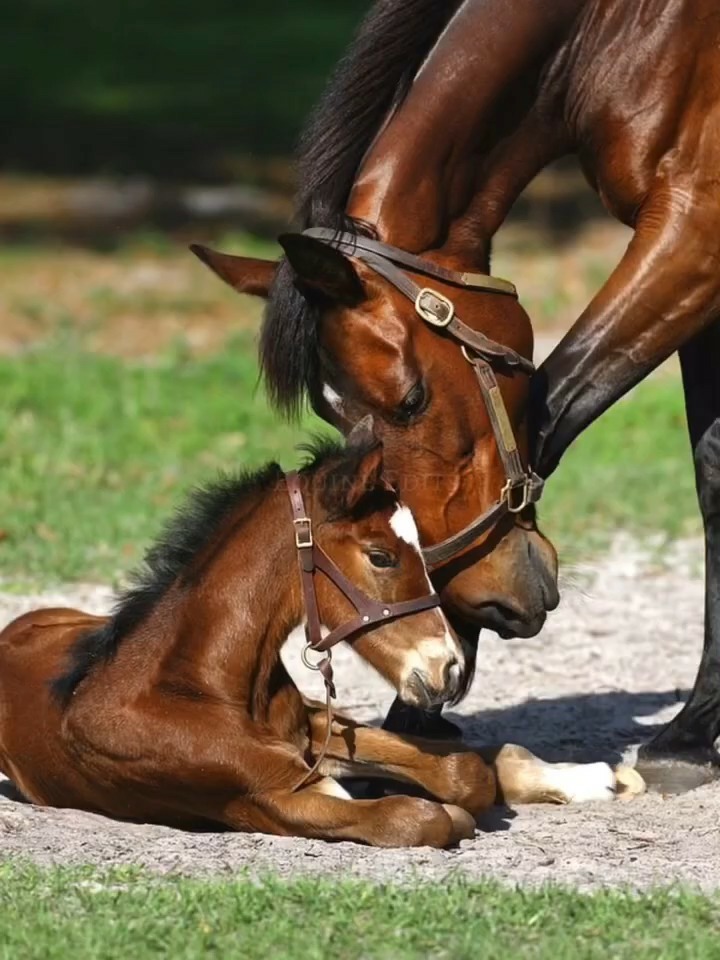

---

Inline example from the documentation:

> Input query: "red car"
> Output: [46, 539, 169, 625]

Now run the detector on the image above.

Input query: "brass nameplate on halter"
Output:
[487, 385, 518, 453]
[415, 288, 454, 327]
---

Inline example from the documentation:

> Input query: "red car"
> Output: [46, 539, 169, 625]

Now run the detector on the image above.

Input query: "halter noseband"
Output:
[285, 469, 441, 789]
[302, 229, 544, 567]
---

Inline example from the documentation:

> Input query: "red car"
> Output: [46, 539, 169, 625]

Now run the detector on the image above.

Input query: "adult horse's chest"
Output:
[565, 0, 720, 225]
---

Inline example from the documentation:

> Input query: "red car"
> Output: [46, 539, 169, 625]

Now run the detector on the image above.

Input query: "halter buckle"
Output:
[294, 517, 313, 548]
[502, 476, 532, 514]
[415, 288, 454, 327]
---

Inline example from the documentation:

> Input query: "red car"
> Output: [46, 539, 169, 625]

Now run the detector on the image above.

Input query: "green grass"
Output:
[1, 864, 719, 960]
[0, 340, 699, 587]
[0, 337, 328, 586]
[6, 1, 368, 176]
[541, 377, 699, 562]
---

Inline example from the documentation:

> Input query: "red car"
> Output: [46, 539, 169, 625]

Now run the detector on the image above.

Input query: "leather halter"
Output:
[285, 470, 441, 789]
[302, 229, 544, 567]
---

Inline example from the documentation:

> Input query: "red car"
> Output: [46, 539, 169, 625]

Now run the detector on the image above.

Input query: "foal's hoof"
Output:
[441, 803, 476, 843]
[635, 744, 720, 794]
[614, 765, 646, 800]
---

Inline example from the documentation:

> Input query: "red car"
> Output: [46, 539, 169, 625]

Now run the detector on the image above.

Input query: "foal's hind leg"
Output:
[638, 322, 720, 792]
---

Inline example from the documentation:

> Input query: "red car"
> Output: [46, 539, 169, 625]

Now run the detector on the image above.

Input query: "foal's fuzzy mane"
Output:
[260, 0, 464, 416]
[51, 440, 349, 704]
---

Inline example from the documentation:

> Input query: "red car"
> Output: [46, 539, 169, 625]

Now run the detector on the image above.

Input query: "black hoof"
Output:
[635, 743, 720, 794]
[382, 700, 462, 740]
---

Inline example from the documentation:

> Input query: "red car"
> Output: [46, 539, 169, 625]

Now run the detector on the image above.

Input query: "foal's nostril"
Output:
[407, 669, 432, 707]
[442, 656, 459, 688]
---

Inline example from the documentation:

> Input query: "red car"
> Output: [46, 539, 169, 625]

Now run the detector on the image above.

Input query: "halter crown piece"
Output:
[300, 229, 544, 567]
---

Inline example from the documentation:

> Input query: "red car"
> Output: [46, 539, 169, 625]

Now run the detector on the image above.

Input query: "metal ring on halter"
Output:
[502, 476, 531, 513]
[460, 344, 476, 364]
[301, 643, 331, 671]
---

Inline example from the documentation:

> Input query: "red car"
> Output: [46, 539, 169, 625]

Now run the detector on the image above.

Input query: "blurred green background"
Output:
[6, 1, 368, 180]
[0, 2, 694, 588]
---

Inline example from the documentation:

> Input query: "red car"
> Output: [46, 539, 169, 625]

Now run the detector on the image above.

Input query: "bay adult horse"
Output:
[0, 426, 636, 845]
[194, 0, 720, 791]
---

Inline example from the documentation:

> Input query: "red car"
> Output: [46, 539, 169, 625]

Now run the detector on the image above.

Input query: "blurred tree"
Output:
[3, 0, 368, 180]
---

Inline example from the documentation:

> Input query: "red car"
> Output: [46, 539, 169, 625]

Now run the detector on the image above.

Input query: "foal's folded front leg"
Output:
[307, 708, 497, 816]
[307, 708, 644, 810]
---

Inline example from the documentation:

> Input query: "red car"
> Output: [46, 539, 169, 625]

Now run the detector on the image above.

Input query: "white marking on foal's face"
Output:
[389, 505, 421, 550]
[322, 383, 344, 415]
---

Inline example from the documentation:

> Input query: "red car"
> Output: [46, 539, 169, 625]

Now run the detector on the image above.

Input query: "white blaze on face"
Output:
[322, 383, 344, 416]
[390, 503, 465, 685]
[389, 504, 421, 551]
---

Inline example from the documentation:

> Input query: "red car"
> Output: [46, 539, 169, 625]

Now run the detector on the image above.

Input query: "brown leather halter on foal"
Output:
[285, 470, 441, 787]
[302, 229, 544, 567]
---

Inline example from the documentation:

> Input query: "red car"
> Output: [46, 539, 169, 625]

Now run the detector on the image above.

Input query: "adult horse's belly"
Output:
[0, 608, 107, 806]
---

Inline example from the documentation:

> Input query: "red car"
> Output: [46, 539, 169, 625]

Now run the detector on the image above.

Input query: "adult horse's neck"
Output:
[349, 0, 588, 260]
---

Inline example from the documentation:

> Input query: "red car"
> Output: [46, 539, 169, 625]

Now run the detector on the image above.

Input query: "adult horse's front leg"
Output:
[530, 189, 720, 792]
[636, 321, 720, 791]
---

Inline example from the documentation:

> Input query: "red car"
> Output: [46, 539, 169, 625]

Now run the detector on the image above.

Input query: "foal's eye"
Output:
[395, 381, 428, 422]
[367, 549, 398, 569]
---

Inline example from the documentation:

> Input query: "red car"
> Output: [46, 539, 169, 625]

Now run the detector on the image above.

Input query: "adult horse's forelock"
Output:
[260, 260, 318, 418]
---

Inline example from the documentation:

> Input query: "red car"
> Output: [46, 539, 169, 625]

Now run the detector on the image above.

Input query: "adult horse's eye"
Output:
[395, 382, 428, 422]
[367, 549, 398, 569]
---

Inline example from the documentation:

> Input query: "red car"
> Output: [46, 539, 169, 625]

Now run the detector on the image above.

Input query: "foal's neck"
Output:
[157, 484, 305, 719]
[348, 0, 586, 258]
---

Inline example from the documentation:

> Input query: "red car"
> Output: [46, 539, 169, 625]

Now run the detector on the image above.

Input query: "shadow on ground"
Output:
[449, 688, 688, 765]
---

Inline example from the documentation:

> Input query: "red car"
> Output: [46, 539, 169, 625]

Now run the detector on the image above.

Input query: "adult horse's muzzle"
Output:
[438, 523, 560, 639]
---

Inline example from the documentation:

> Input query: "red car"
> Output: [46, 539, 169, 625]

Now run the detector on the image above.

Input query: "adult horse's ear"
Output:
[190, 244, 277, 299]
[279, 234, 365, 306]
[344, 416, 385, 509]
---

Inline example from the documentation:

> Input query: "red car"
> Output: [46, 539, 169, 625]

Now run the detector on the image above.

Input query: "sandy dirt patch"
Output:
[1, 539, 716, 891]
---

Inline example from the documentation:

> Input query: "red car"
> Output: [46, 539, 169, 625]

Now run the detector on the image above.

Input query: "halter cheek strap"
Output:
[285, 470, 441, 789]
[299, 229, 544, 568]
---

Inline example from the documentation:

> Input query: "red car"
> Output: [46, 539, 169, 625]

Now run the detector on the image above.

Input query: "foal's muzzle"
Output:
[400, 649, 463, 708]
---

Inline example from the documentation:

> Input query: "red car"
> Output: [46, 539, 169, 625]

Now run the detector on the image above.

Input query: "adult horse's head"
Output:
[192, 236, 558, 639]
[190, 0, 559, 640]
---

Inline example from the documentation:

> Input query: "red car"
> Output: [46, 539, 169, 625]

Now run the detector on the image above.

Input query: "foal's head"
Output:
[306, 423, 466, 708]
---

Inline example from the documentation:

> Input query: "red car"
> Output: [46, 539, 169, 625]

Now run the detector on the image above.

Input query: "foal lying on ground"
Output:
[0, 424, 642, 847]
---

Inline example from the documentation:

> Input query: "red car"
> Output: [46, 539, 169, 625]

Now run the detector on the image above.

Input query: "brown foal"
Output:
[0, 424, 639, 846]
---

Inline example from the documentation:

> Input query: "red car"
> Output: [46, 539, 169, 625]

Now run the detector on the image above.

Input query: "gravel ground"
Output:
[1, 538, 718, 891]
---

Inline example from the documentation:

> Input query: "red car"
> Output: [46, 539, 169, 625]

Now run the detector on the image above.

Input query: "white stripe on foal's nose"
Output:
[389, 505, 421, 549]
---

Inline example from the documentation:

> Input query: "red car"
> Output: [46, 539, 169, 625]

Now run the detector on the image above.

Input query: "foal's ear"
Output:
[279, 234, 365, 306]
[190, 244, 277, 299]
[344, 416, 385, 510]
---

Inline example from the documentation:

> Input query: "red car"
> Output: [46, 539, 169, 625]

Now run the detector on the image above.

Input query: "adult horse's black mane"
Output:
[260, 0, 464, 416]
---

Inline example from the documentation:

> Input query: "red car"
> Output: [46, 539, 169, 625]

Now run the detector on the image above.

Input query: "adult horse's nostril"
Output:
[472, 601, 546, 639]
[528, 536, 560, 610]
